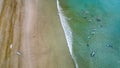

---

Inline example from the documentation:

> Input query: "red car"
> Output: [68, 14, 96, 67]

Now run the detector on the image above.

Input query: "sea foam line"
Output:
[56, 0, 78, 68]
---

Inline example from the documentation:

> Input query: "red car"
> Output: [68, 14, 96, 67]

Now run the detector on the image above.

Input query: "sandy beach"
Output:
[9, 0, 75, 68]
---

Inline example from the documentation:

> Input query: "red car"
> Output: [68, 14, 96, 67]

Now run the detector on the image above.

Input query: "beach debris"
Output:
[90, 51, 96, 57]
[10, 44, 13, 49]
[16, 51, 22, 56]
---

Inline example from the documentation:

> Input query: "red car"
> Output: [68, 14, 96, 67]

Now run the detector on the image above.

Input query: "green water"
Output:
[59, 0, 120, 68]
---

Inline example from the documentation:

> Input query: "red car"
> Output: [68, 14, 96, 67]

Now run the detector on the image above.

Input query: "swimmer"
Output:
[90, 51, 95, 57]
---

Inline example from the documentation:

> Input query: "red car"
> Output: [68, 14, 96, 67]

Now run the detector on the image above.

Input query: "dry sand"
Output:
[10, 0, 75, 68]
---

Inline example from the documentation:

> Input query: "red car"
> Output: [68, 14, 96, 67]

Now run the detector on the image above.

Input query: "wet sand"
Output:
[10, 0, 75, 68]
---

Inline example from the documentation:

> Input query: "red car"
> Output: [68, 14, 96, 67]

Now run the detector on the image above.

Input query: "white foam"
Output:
[57, 0, 72, 56]
[56, 0, 78, 68]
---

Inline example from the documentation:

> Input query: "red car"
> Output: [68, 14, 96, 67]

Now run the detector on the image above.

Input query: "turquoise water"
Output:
[59, 0, 120, 68]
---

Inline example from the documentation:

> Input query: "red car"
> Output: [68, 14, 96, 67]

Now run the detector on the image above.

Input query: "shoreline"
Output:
[56, 0, 78, 68]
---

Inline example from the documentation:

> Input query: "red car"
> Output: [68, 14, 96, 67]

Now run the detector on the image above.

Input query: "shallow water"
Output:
[59, 0, 120, 68]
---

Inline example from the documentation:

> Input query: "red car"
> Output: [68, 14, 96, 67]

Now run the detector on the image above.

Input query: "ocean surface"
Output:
[58, 0, 120, 68]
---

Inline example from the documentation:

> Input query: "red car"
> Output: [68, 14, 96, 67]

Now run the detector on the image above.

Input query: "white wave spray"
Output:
[56, 0, 78, 68]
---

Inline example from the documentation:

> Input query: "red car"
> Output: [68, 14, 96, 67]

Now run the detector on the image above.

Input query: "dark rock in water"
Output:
[83, 16, 87, 19]
[84, 10, 89, 14]
[83, 11, 89, 19]
[90, 51, 95, 57]
[106, 44, 113, 48]
[100, 25, 103, 28]
[86, 43, 89, 47]
[90, 31, 96, 35]
[96, 17, 101, 22]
